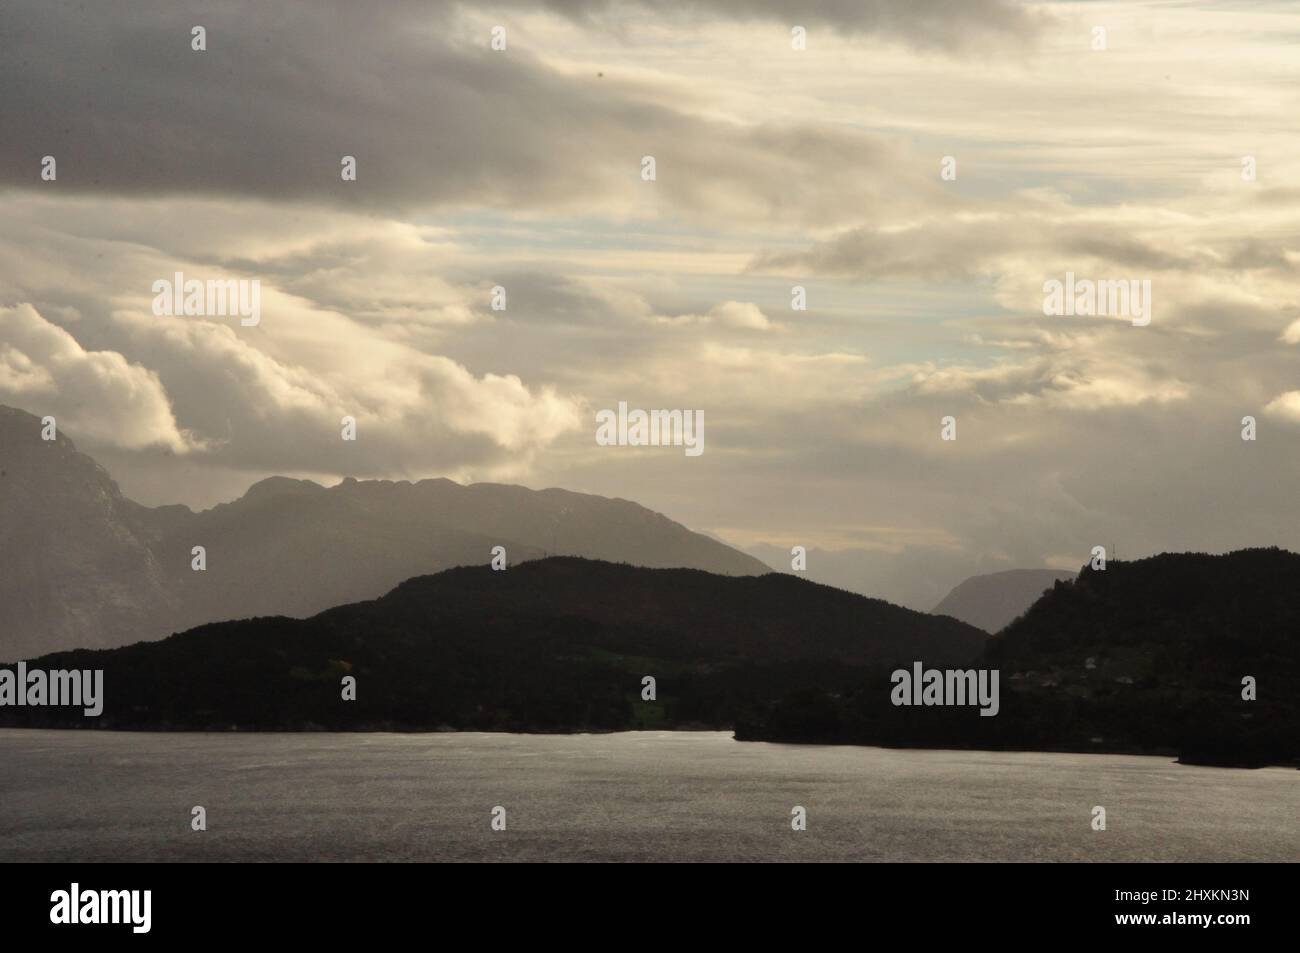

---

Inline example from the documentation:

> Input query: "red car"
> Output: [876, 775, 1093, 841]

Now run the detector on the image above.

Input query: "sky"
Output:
[2, 0, 1299, 608]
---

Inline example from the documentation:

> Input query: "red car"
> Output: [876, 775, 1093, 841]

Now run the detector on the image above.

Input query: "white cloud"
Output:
[1264, 391, 1300, 422]
[0, 304, 192, 451]
[657, 301, 774, 331]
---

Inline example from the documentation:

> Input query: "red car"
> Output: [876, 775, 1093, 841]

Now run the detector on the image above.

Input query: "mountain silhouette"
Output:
[932, 568, 1078, 633]
[4, 540, 1294, 766]
[745, 549, 1300, 767]
[983, 548, 1299, 765]
[0, 404, 768, 661]
[0, 557, 987, 731]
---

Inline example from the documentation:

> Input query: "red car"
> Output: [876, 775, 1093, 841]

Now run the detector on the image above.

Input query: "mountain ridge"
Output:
[0, 556, 988, 731]
[0, 404, 768, 661]
[4, 543, 1296, 766]
[745, 548, 1300, 767]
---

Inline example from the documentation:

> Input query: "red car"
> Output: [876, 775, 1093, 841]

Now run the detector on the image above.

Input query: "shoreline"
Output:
[1, 724, 1294, 770]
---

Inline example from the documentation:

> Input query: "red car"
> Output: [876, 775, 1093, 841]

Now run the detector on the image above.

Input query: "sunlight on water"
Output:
[1, 730, 1295, 862]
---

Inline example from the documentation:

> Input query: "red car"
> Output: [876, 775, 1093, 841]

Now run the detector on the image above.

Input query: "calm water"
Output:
[1, 729, 1295, 862]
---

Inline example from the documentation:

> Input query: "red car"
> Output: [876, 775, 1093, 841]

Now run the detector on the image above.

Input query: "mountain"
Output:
[982, 549, 1300, 765]
[931, 568, 1078, 633]
[0, 557, 988, 731]
[0, 406, 180, 663]
[743, 542, 974, 611]
[741, 542, 1042, 613]
[0, 405, 768, 661]
[743, 549, 1300, 767]
[5, 537, 1294, 766]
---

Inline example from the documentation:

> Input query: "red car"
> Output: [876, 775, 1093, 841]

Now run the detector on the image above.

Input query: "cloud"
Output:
[659, 301, 774, 331]
[0, 191, 586, 479]
[909, 346, 1192, 410]
[0, 304, 192, 451]
[1264, 391, 1300, 422]
[531, 0, 1047, 51]
[748, 214, 1204, 282]
[4, 0, 1300, 613]
[103, 298, 583, 476]
[0, 0, 935, 225]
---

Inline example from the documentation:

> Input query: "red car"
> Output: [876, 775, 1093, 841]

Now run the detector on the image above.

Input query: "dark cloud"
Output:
[532, 0, 1047, 50]
[0, 0, 934, 221]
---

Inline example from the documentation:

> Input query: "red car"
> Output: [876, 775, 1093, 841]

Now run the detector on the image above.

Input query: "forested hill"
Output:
[0, 558, 985, 731]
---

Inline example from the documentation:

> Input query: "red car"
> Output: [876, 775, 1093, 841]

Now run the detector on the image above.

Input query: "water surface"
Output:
[1, 730, 1295, 862]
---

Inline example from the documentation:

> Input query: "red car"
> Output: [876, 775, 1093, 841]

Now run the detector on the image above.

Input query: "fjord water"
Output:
[1, 729, 1295, 862]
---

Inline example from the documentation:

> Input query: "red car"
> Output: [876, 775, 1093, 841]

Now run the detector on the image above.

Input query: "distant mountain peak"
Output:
[932, 568, 1078, 633]
[242, 476, 327, 500]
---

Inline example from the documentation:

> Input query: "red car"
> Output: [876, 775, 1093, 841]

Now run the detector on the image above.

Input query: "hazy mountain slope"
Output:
[366, 479, 768, 574]
[0, 406, 178, 661]
[742, 542, 991, 612]
[0, 557, 988, 731]
[931, 568, 1078, 633]
[0, 405, 768, 660]
[148, 476, 548, 634]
